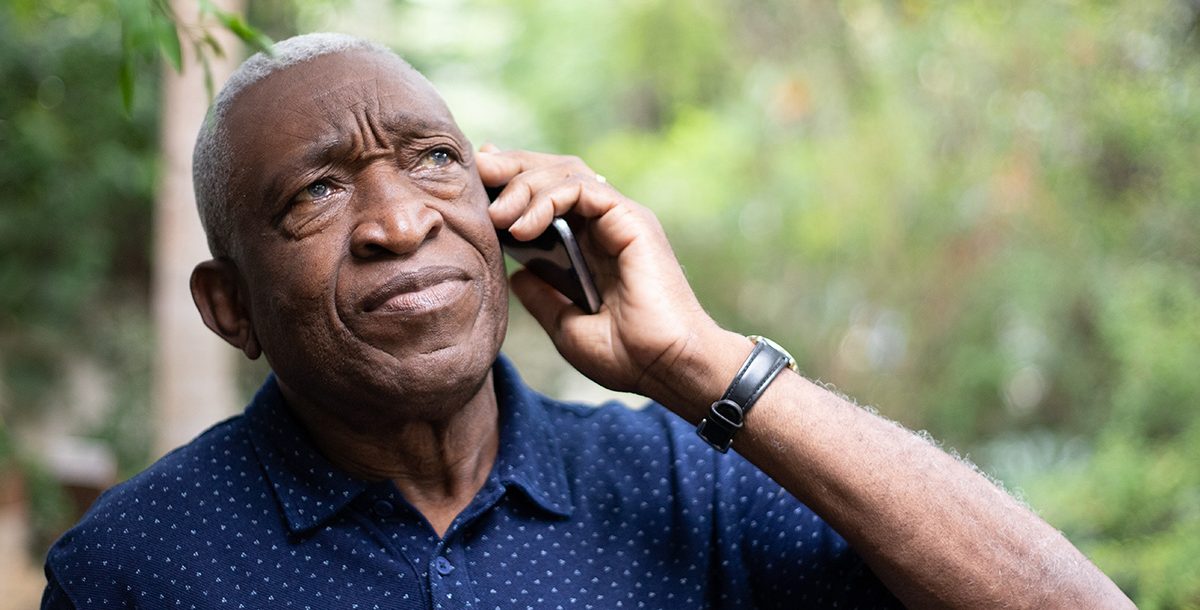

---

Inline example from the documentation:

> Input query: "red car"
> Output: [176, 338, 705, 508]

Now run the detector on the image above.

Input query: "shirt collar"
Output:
[245, 354, 573, 535]
[491, 355, 574, 519]
[244, 376, 370, 535]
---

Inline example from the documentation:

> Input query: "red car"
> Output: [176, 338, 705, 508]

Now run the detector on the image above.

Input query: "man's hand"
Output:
[477, 146, 742, 411]
[476, 146, 1134, 609]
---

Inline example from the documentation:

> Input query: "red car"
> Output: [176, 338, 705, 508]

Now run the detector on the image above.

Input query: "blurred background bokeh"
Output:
[2, 0, 1198, 607]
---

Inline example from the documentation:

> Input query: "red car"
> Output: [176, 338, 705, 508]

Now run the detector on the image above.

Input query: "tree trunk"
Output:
[152, 0, 245, 456]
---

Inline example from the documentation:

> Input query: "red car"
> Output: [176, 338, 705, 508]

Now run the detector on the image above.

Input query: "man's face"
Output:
[222, 50, 508, 420]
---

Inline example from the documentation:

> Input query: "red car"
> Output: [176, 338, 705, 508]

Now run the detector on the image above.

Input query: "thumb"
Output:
[509, 269, 578, 341]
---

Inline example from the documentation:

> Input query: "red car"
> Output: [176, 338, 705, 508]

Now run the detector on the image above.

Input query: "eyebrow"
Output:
[260, 139, 340, 213]
[259, 110, 462, 207]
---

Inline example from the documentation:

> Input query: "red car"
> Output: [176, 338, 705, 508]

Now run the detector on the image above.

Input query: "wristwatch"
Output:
[696, 335, 798, 453]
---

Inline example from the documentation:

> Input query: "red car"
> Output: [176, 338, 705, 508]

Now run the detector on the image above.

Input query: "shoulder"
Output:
[539, 395, 705, 459]
[70, 413, 251, 520]
[43, 415, 254, 605]
[531, 393, 745, 507]
[536, 397, 895, 606]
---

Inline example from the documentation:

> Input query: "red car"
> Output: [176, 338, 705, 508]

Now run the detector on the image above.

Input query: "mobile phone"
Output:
[489, 186, 603, 314]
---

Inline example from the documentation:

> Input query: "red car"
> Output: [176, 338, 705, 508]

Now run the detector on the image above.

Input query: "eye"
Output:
[417, 147, 457, 169]
[308, 182, 330, 198]
[295, 179, 336, 203]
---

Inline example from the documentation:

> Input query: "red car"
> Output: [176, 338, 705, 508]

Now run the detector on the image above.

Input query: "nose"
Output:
[349, 172, 443, 259]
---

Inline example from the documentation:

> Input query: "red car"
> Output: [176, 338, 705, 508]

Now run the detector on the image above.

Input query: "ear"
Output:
[190, 259, 262, 360]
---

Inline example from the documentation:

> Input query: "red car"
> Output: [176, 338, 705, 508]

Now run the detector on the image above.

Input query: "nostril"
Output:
[425, 220, 443, 241]
[349, 207, 444, 259]
[358, 242, 388, 259]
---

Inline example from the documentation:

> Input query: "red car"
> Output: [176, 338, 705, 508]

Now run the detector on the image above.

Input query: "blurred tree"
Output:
[0, 0, 272, 560]
[151, 0, 245, 454]
[0, 0, 161, 554]
[0, 1, 157, 439]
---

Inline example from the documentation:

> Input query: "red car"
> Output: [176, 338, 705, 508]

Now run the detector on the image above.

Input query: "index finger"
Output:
[476, 148, 586, 187]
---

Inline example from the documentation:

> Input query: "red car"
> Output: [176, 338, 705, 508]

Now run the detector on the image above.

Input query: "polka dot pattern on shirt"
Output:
[42, 355, 900, 609]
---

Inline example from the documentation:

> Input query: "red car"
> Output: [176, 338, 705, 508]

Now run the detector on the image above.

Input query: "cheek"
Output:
[441, 204, 507, 325]
[244, 243, 342, 327]
[254, 277, 330, 346]
[268, 248, 336, 295]
[442, 197, 503, 268]
[251, 272, 348, 379]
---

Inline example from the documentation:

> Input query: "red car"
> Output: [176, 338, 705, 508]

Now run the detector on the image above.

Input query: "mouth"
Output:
[362, 266, 472, 314]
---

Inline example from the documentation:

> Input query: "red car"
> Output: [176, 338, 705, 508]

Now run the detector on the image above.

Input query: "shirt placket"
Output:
[426, 476, 512, 610]
[428, 538, 475, 610]
[361, 478, 512, 610]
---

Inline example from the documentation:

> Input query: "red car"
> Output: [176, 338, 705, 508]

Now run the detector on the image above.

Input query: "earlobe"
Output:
[190, 259, 262, 360]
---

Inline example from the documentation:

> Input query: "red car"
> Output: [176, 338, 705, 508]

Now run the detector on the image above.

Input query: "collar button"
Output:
[372, 499, 395, 518]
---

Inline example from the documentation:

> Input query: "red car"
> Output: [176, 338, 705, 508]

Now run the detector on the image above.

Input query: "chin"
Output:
[274, 338, 496, 430]
[399, 339, 495, 393]
[269, 278, 508, 425]
[345, 297, 508, 422]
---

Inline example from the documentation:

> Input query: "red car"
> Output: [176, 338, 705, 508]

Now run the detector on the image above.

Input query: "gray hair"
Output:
[192, 33, 404, 258]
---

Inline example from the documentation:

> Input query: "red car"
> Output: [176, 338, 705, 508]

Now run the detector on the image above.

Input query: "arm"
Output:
[478, 148, 1133, 609]
[658, 332, 1131, 609]
[41, 565, 77, 610]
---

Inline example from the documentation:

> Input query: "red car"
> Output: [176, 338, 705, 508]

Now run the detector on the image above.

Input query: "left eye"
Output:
[419, 148, 455, 169]
[293, 179, 337, 204]
[306, 182, 331, 199]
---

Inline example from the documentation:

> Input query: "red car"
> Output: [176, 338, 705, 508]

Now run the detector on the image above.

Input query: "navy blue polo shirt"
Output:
[43, 356, 900, 609]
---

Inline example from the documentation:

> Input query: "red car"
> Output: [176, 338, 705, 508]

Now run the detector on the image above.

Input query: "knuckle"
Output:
[561, 155, 589, 175]
[630, 203, 662, 227]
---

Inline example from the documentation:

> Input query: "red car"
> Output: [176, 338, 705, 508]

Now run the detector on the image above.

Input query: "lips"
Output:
[361, 266, 472, 314]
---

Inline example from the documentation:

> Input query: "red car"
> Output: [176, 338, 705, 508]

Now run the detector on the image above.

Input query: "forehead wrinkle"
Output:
[258, 91, 348, 167]
[291, 67, 458, 140]
[302, 76, 397, 155]
[253, 73, 461, 187]
[360, 76, 390, 151]
[377, 89, 457, 133]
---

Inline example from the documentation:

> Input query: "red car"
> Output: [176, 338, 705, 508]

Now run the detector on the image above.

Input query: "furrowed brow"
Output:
[258, 111, 463, 206]
[261, 138, 341, 206]
[375, 112, 462, 142]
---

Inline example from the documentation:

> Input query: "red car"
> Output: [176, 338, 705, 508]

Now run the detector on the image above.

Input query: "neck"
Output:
[280, 371, 500, 537]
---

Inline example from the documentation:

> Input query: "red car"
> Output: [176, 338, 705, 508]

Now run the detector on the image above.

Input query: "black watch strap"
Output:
[696, 336, 796, 453]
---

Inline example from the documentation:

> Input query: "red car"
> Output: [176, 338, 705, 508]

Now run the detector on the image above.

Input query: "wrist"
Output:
[696, 335, 798, 452]
[640, 326, 754, 423]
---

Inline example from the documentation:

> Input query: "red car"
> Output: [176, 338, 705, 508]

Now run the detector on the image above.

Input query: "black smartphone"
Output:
[489, 186, 603, 314]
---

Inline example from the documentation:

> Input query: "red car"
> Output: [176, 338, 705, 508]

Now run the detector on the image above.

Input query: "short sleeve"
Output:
[41, 564, 76, 610]
[714, 453, 903, 609]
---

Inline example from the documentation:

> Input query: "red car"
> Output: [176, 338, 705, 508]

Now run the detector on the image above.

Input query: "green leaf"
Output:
[119, 54, 136, 116]
[200, 32, 225, 59]
[118, 8, 137, 116]
[117, 0, 154, 56]
[157, 19, 183, 73]
[213, 9, 274, 56]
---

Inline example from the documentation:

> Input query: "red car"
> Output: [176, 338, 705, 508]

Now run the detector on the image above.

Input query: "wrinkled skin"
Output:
[199, 51, 509, 429]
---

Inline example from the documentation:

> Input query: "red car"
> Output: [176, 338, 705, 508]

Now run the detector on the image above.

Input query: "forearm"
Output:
[645, 327, 1133, 610]
[480, 147, 1131, 608]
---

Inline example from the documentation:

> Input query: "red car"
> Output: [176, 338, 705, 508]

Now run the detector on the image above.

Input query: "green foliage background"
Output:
[1, 0, 1198, 606]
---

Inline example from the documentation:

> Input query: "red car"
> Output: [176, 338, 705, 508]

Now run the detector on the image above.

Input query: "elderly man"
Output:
[43, 33, 1130, 609]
